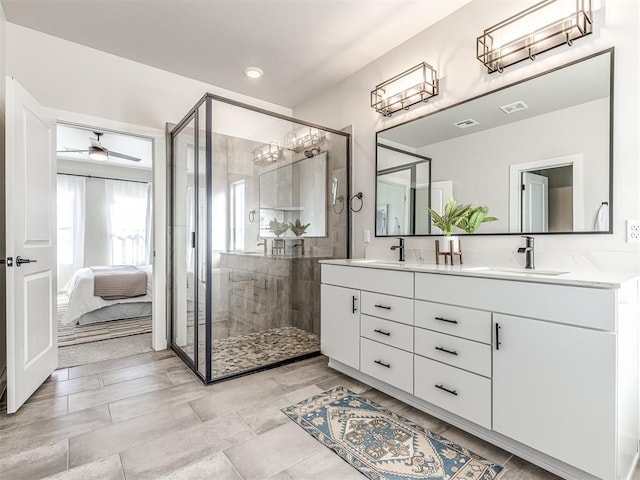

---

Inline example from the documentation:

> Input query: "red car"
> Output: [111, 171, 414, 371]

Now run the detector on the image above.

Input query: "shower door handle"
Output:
[191, 232, 196, 248]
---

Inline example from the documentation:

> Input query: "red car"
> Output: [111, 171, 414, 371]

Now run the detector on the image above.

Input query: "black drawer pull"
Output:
[374, 304, 391, 310]
[374, 360, 391, 368]
[434, 316, 458, 324]
[496, 322, 501, 350]
[352, 296, 357, 314]
[435, 384, 458, 396]
[374, 329, 391, 336]
[435, 346, 458, 356]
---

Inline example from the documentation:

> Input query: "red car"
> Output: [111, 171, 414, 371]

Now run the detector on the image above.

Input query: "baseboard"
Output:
[0, 366, 6, 401]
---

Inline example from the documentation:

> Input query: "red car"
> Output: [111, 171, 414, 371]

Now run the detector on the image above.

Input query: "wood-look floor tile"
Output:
[152, 349, 178, 361]
[0, 395, 68, 431]
[67, 352, 155, 379]
[501, 455, 563, 479]
[45, 369, 69, 383]
[31, 374, 103, 400]
[237, 384, 322, 435]
[271, 361, 337, 392]
[224, 422, 324, 480]
[68, 374, 173, 413]
[42, 453, 124, 480]
[0, 406, 111, 459]
[108, 381, 208, 423]
[69, 403, 201, 467]
[394, 404, 451, 434]
[438, 426, 513, 465]
[120, 413, 255, 480]
[100, 357, 185, 386]
[0, 439, 68, 480]
[287, 448, 367, 479]
[268, 470, 296, 480]
[315, 372, 372, 394]
[188, 376, 288, 422]
[153, 451, 243, 480]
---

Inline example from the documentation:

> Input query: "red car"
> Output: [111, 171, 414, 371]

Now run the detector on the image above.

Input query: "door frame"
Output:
[52, 109, 167, 350]
[508, 154, 584, 233]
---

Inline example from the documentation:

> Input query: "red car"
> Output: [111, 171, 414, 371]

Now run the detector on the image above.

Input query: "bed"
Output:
[60, 265, 153, 326]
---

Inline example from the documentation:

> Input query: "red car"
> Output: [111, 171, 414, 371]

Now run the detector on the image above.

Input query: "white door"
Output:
[430, 180, 453, 234]
[521, 172, 548, 232]
[6, 78, 57, 413]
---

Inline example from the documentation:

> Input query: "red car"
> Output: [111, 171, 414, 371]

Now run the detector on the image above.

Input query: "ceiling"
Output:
[1, 0, 472, 107]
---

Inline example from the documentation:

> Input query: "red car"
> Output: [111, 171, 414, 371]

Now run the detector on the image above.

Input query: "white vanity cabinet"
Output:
[320, 260, 639, 480]
[493, 313, 616, 480]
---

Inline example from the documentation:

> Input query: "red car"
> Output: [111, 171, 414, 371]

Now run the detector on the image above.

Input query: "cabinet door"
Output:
[321, 284, 360, 369]
[493, 314, 616, 479]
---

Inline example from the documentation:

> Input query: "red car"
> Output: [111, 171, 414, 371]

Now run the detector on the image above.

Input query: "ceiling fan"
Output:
[57, 132, 141, 162]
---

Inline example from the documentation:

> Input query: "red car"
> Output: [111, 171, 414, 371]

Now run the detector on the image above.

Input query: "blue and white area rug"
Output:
[282, 387, 503, 480]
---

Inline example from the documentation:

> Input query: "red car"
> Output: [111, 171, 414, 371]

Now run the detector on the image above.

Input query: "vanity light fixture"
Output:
[477, 0, 592, 74]
[244, 67, 264, 79]
[284, 125, 326, 153]
[252, 142, 281, 165]
[371, 62, 439, 117]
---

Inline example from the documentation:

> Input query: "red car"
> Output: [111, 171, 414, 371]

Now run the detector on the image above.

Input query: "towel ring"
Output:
[332, 195, 345, 214]
[350, 192, 363, 213]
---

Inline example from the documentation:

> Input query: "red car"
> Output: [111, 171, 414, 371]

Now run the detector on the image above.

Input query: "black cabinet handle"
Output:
[495, 323, 501, 350]
[435, 346, 458, 356]
[434, 316, 458, 324]
[374, 329, 391, 336]
[435, 384, 458, 396]
[374, 304, 391, 310]
[374, 360, 391, 368]
[352, 296, 357, 314]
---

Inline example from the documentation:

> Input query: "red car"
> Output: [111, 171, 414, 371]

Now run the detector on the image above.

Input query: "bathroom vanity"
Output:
[320, 260, 639, 480]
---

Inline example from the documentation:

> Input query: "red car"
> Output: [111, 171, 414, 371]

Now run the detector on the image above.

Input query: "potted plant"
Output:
[268, 218, 289, 237]
[288, 219, 311, 237]
[459, 205, 498, 234]
[428, 197, 471, 252]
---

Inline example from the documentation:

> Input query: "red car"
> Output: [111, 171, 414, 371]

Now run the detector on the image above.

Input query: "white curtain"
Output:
[105, 179, 152, 265]
[57, 175, 86, 290]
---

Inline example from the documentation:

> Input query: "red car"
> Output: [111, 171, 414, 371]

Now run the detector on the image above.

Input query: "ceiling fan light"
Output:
[88, 146, 108, 161]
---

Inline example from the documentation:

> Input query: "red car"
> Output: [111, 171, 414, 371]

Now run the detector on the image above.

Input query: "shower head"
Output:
[304, 147, 321, 158]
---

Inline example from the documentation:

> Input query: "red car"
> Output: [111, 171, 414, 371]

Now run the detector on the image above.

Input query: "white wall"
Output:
[294, 0, 640, 272]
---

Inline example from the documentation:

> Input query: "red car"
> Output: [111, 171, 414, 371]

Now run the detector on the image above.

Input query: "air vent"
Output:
[453, 119, 479, 129]
[500, 100, 528, 114]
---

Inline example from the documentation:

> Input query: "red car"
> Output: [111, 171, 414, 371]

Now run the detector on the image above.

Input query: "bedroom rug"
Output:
[58, 333, 153, 368]
[282, 387, 504, 480]
[57, 294, 152, 346]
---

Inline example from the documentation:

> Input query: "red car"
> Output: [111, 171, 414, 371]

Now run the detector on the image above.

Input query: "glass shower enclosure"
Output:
[170, 94, 350, 383]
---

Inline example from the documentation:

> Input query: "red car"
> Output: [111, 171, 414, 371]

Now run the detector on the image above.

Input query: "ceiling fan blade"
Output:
[108, 150, 142, 162]
[56, 149, 90, 153]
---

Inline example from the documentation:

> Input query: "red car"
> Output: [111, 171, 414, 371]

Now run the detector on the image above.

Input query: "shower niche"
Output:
[170, 95, 350, 383]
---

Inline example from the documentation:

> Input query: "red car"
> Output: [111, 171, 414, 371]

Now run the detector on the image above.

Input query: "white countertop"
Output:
[320, 259, 639, 289]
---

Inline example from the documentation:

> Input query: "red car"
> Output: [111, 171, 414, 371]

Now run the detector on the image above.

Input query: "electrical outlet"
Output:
[626, 220, 640, 243]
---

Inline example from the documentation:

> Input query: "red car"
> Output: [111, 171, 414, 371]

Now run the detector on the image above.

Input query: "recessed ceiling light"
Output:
[500, 100, 528, 114]
[244, 67, 263, 79]
[453, 119, 479, 129]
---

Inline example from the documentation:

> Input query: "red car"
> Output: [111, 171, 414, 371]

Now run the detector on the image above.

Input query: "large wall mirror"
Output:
[376, 48, 613, 236]
[259, 152, 328, 237]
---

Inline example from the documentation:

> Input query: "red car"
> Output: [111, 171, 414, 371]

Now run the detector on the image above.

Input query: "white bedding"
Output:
[61, 265, 153, 326]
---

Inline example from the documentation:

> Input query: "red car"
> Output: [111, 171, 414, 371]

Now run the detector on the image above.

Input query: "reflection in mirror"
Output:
[376, 49, 613, 236]
[259, 152, 327, 237]
[376, 144, 430, 236]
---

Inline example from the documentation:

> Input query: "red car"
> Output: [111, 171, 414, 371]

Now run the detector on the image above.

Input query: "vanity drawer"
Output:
[361, 338, 413, 393]
[414, 355, 491, 429]
[414, 328, 491, 377]
[361, 315, 413, 352]
[361, 292, 413, 325]
[415, 300, 491, 344]
[322, 265, 413, 298]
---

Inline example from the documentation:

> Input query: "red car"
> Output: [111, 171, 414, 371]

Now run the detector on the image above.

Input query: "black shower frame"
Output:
[169, 93, 352, 385]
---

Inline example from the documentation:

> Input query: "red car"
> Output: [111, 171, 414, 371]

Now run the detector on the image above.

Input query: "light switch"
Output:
[363, 229, 371, 243]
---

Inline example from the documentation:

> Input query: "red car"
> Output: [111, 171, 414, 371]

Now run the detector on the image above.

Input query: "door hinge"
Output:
[521, 184, 526, 191]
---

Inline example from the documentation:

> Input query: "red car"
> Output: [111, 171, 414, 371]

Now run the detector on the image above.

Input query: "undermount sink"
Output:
[350, 259, 405, 267]
[486, 267, 569, 276]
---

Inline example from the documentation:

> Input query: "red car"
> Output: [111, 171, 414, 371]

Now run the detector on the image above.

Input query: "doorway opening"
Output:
[55, 122, 155, 367]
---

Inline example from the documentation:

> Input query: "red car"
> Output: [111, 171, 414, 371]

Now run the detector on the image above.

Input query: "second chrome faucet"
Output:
[518, 236, 535, 269]
[391, 238, 405, 262]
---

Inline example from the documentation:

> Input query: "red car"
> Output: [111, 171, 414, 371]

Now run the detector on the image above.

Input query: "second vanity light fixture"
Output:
[371, 62, 439, 116]
[252, 142, 282, 166]
[477, 0, 593, 74]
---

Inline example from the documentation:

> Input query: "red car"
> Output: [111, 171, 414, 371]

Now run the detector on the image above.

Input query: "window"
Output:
[56, 175, 85, 288]
[105, 180, 152, 265]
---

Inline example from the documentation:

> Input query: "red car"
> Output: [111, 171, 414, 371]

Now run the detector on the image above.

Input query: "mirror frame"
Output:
[375, 48, 614, 237]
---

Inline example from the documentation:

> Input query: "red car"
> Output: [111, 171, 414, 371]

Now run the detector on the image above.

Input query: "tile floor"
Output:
[0, 351, 637, 480]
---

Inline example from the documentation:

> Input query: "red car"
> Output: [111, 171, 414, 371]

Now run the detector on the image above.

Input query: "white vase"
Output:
[438, 236, 460, 253]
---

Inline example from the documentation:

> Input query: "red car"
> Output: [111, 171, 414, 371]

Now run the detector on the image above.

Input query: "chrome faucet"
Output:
[390, 237, 405, 262]
[518, 236, 535, 269]
[257, 236, 267, 255]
